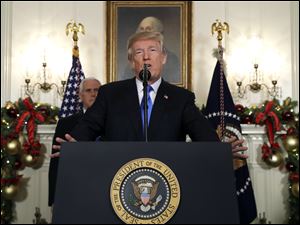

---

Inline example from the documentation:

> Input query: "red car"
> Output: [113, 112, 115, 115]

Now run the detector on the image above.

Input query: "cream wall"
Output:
[1, 1, 299, 108]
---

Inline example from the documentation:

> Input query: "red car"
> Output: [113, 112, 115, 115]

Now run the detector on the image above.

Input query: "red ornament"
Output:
[289, 172, 299, 182]
[282, 111, 294, 122]
[37, 105, 50, 117]
[6, 108, 18, 118]
[235, 104, 245, 114]
[287, 127, 296, 135]
[286, 162, 297, 172]
[281, 134, 287, 140]
[15, 159, 25, 170]
[242, 115, 253, 124]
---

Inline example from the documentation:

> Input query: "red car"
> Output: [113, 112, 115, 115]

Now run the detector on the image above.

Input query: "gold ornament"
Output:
[5, 101, 18, 118]
[264, 151, 283, 167]
[283, 97, 291, 107]
[275, 106, 282, 112]
[283, 135, 299, 152]
[288, 148, 299, 154]
[21, 154, 39, 167]
[6, 139, 21, 155]
[291, 182, 299, 198]
[2, 184, 18, 200]
[4, 101, 14, 110]
[250, 105, 257, 110]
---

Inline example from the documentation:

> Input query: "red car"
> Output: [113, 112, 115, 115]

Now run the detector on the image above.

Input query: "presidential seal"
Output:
[110, 158, 180, 224]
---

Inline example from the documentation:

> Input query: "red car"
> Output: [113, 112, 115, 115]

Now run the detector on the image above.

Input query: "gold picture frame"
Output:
[106, 1, 192, 89]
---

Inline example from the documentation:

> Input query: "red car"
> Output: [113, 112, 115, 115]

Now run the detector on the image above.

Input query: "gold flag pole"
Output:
[66, 20, 85, 57]
[211, 19, 229, 48]
[211, 20, 245, 169]
[210, 19, 230, 141]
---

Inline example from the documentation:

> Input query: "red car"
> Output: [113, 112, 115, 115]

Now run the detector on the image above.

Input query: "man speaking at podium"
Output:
[52, 31, 247, 159]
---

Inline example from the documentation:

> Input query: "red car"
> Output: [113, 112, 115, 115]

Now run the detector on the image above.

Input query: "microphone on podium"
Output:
[139, 64, 151, 142]
[139, 64, 151, 83]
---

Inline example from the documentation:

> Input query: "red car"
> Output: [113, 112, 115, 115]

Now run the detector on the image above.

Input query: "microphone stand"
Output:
[139, 64, 151, 142]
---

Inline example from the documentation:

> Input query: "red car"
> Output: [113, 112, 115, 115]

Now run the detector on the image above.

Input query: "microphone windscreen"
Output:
[139, 67, 151, 81]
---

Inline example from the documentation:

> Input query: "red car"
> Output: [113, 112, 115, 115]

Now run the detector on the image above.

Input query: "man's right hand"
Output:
[50, 134, 77, 158]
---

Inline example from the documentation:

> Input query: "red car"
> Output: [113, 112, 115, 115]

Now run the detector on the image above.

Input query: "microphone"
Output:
[139, 64, 151, 83]
[139, 64, 151, 142]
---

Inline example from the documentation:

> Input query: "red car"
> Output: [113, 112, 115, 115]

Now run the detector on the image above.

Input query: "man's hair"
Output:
[79, 77, 101, 93]
[127, 31, 166, 61]
[136, 16, 164, 33]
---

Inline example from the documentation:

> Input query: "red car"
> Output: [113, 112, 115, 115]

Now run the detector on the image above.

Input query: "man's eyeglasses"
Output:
[83, 88, 99, 93]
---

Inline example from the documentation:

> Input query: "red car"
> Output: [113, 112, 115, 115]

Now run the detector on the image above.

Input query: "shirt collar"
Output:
[136, 77, 162, 94]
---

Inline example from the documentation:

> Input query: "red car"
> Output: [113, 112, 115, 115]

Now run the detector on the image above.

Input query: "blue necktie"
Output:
[141, 85, 153, 128]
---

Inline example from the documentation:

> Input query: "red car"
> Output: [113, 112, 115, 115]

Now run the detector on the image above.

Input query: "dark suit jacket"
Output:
[48, 112, 83, 206]
[71, 78, 219, 142]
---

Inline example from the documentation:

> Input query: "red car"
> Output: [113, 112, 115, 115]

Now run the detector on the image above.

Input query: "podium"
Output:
[52, 142, 239, 224]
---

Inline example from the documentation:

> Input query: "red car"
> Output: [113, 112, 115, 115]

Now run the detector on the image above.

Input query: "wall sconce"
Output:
[236, 63, 281, 98]
[25, 61, 66, 97]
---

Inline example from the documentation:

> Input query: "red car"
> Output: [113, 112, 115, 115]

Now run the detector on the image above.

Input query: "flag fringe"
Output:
[212, 47, 228, 77]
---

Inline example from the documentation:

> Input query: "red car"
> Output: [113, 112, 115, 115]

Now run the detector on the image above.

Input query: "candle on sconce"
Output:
[271, 73, 277, 81]
[58, 72, 67, 85]
[63, 72, 67, 82]
[25, 69, 31, 79]
[258, 67, 263, 82]
[25, 70, 31, 88]
[61, 73, 67, 92]
[24, 65, 34, 85]
[233, 72, 245, 83]
[43, 50, 46, 63]
[248, 63, 253, 83]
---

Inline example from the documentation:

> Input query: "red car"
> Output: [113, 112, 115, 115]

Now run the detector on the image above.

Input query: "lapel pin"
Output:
[164, 95, 168, 99]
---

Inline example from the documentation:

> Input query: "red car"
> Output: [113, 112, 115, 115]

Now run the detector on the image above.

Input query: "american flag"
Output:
[205, 47, 257, 224]
[59, 48, 85, 118]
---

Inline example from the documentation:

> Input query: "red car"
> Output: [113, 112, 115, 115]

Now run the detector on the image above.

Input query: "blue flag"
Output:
[205, 48, 257, 224]
[59, 47, 85, 118]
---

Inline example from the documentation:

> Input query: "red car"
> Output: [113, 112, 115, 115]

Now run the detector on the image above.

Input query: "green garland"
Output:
[235, 97, 299, 224]
[1, 97, 59, 224]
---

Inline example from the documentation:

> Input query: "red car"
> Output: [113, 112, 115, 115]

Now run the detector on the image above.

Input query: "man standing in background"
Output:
[48, 77, 101, 207]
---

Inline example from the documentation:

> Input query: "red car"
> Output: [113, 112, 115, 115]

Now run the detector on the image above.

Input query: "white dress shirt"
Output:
[136, 77, 162, 105]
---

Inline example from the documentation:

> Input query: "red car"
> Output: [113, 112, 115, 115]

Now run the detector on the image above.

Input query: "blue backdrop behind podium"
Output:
[52, 142, 239, 224]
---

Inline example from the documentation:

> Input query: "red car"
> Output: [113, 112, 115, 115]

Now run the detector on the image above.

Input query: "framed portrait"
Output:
[106, 1, 192, 89]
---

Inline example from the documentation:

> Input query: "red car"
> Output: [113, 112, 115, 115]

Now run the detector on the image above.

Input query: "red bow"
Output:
[15, 98, 45, 144]
[256, 101, 281, 145]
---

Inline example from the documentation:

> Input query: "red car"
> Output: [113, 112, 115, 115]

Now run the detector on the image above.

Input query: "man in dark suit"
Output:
[48, 77, 101, 207]
[52, 32, 247, 159]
